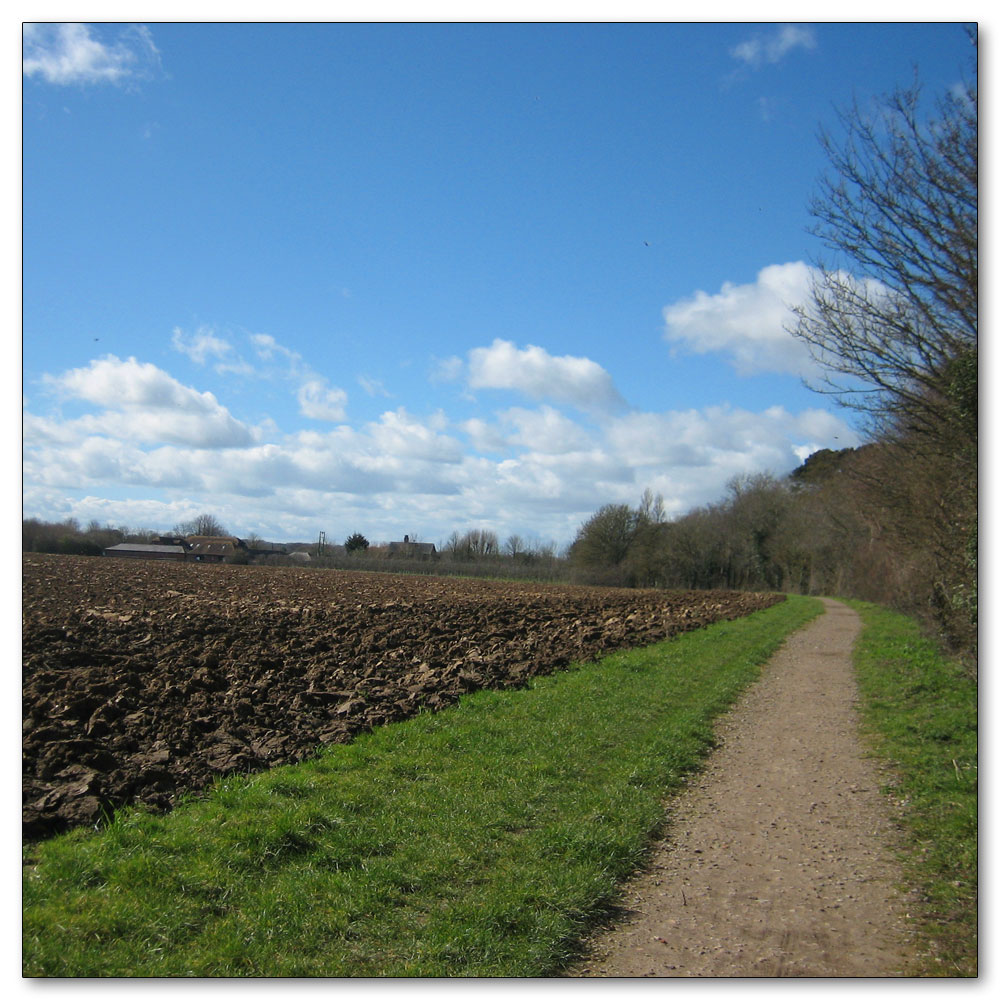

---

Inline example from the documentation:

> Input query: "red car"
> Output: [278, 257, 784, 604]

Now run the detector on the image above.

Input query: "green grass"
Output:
[23, 594, 821, 977]
[848, 601, 978, 977]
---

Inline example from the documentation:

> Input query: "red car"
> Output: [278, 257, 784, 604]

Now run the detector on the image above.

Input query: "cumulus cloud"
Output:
[460, 417, 509, 454]
[499, 406, 595, 455]
[662, 262, 818, 376]
[297, 378, 349, 422]
[458, 339, 627, 413]
[605, 405, 853, 475]
[730, 24, 816, 68]
[22, 326, 860, 547]
[365, 409, 463, 464]
[22, 390, 858, 545]
[22, 22, 159, 87]
[42, 355, 255, 448]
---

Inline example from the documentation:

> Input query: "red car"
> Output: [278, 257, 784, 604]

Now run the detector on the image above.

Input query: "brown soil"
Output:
[22, 553, 781, 841]
[567, 598, 917, 978]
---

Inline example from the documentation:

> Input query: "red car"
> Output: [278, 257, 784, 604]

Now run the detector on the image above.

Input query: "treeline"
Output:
[22, 518, 156, 557]
[306, 529, 569, 584]
[21, 514, 243, 559]
[570, 440, 976, 665]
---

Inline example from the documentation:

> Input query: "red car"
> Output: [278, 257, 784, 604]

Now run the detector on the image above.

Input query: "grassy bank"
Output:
[23, 594, 821, 977]
[849, 601, 978, 977]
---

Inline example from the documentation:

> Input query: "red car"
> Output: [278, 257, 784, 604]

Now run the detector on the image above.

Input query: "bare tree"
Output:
[174, 513, 228, 537]
[503, 534, 525, 559]
[637, 487, 666, 525]
[450, 528, 499, 560]
[791, 55, 977, 451]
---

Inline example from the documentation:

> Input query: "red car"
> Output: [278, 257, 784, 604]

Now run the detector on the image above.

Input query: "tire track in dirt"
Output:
[567, 598, 917, 978]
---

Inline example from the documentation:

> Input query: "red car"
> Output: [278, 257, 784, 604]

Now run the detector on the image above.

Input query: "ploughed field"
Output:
[23, 553, 783, 840]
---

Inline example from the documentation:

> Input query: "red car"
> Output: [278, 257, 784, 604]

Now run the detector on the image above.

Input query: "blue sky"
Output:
[21, 18, 977, 549]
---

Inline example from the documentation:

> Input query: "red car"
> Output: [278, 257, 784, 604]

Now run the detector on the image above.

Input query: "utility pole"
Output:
[317, 530, 326, 556]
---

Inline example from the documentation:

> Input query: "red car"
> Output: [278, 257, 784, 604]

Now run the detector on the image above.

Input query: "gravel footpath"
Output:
[567, 598, 917, 978]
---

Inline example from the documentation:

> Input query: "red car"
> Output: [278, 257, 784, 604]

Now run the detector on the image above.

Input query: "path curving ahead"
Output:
[568, 598, 916, 978]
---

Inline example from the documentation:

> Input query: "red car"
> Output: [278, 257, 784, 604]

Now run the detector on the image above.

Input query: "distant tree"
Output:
[22, 518, 47, 551]
[531, 540, 558, 561]
[570, 504, 638, 572]
[637, 488, 666, 525]
[174, 513, 228, 537]
[453, 528, 499, 560]
[344, 532, 370, 553]
[503, 534, 525, 559]
[721, 473, 792, 590]
[625, 489, 668, 587]
[81, 519, 126, 552]
[658, 506, 727, 590]
[22, 517, 152, 555]
[788, 447, 862, 488]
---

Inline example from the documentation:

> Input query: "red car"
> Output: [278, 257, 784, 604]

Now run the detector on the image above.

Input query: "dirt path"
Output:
[568, 598, 917, 978]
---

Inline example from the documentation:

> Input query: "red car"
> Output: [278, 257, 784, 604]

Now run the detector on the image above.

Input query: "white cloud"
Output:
[250, 332, 300, 366]
[606, 405, 853, 475]
[23, 388, 858, 546]
[41, 355, 255, 448]
[460, 417, 509, 453]
[246, 331, 352, 421]
[367, 409, 464, 464]
[171, 326, 244, 374]
[22, 23, 159, 87]
[22, 330, 860, 547]
[500, 406, 594, 455]
[297, 378, 349, 422]
[730, 24, 816, 68]
[662, 262, 818, 376]
[462, 339, 627, 413]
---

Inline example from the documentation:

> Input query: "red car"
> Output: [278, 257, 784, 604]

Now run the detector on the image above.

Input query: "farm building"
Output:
[104, 543, 187, 562]
[387, 536, 437, 558]
[103, 535, 249, 563]
[185, 536, 247, 563]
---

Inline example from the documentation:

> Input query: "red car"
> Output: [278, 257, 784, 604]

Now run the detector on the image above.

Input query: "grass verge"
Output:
[23, 595, 821, 977]
[848, 601, 978, 977]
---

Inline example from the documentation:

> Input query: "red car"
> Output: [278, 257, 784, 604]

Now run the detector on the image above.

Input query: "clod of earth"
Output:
[23, 553, 783, 840]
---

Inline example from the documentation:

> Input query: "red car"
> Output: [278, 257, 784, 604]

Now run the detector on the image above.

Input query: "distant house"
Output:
[185, 536, 246, 563]
[104, 542, 187, 562]
[387, 535, 437, 559]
